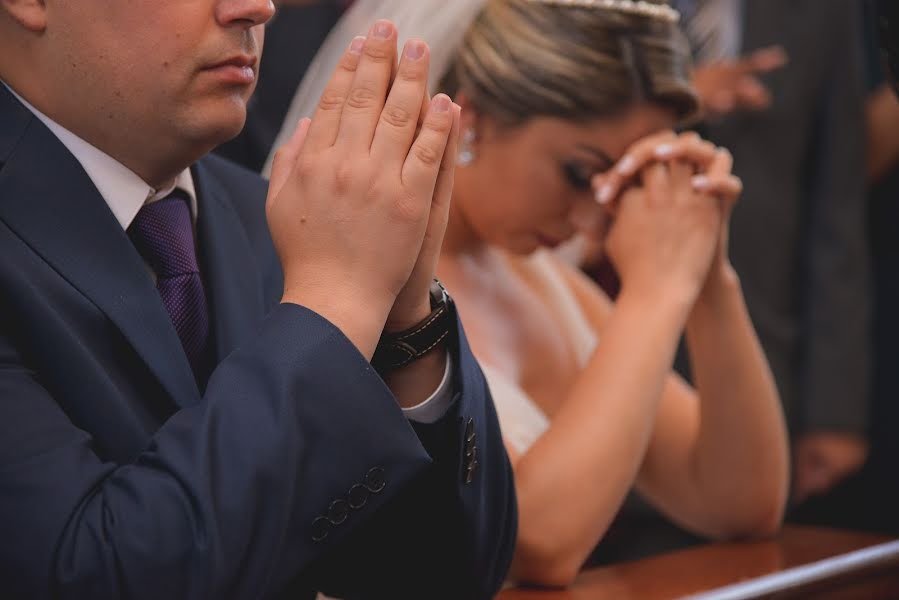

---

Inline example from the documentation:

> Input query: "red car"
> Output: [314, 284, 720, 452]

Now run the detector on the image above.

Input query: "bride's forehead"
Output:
[514, 108, 675, 151]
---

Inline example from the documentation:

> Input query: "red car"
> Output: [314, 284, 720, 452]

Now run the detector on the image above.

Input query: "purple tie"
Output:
[128, 191, 211, 377]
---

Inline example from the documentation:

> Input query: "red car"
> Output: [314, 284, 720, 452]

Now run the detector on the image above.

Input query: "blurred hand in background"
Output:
[693, 45, 788, 118]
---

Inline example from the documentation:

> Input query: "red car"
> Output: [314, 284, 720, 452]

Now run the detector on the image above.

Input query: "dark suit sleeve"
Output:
[306, 312, 518, 600]
[799, 2, 872, 434]
[0, 303, 516, 600]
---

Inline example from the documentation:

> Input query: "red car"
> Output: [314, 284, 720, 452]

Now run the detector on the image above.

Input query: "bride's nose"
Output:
[569, 196, 607, 236]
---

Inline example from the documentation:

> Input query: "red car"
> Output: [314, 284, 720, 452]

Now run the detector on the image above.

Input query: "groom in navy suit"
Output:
[0, 1, 515, 599]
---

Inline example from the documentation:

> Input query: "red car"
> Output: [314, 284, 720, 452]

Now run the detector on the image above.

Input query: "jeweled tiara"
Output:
[528, 0, 681, 23]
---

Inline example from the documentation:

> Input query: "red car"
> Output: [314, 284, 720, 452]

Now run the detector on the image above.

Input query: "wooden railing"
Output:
[498, 526, 899, 600]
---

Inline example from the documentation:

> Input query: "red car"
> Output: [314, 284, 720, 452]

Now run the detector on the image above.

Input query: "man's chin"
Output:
[183, 105, 248, 150]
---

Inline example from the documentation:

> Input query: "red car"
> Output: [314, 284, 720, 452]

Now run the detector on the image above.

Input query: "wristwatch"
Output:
[371, 280, 453, 371]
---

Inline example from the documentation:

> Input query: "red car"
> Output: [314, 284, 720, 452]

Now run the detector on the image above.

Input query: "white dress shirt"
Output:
[5, 82, 452, 423]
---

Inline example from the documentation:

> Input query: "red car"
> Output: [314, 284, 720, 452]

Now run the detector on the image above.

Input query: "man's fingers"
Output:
[707, 90, 737, 114]
[267, 118, 311, 204]
[336, 20, 398, 149]
[432, 103, 461, 214]
[733, 45, 787, 78]
[418, 103, 461, 259]
[402, 94, 454, 199]
[793, 466, 832, 504]
[735, 76, 772, 111]
[370, 39, 431, 166]
[305, 36, 365, 151]
[749, 45, 789, 73]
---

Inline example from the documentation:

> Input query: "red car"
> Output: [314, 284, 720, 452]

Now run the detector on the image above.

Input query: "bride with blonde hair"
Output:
[276, 0, 789, 587]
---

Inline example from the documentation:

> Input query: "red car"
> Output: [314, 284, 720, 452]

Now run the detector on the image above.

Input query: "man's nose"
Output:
[216, 0, 276, 29]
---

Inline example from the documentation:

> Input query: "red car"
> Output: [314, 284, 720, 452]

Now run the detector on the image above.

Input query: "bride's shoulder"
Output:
[534, 249, 614, 326]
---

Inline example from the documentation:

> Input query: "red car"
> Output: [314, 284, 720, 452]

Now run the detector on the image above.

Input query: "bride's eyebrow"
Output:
[575, 144, 614, 170]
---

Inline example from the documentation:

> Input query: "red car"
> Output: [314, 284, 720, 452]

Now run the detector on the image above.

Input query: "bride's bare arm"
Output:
[636, 266, 789, 540]
[509, 151, 786, 589]
[508, 154, 721, 587]
[632, 147, 788, 541]
[509, 273, 692, 586]
[512, 251, 786, 589]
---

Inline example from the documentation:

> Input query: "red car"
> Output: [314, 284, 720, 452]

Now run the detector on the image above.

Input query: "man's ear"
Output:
[0, 0, 47, 32]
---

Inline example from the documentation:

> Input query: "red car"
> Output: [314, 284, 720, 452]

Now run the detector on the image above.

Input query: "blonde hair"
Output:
[440, 0, 699, 127]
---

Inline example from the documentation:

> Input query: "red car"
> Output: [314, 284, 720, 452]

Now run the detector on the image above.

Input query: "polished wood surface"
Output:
[498, 526, 899, 600]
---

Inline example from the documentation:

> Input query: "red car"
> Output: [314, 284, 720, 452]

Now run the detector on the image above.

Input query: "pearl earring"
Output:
[458, 128, 477, 166]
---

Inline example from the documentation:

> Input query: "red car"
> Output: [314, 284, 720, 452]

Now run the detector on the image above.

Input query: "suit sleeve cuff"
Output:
[401, 351, 454, 424]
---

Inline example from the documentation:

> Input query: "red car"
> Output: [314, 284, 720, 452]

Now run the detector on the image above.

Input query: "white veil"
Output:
[263, 0, 488, 176]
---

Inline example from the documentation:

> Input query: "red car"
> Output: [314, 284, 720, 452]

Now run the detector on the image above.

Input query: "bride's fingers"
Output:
[594, 130, 677, 204]
[698, 148, 740, 211]
[693, 174, 743, 210]
[705, 146, 734, 178]
[653, 137, 719, 171]
[669, 159, 695, 190]
[595, 132, 722, 205]
[593, 134, 734, 208]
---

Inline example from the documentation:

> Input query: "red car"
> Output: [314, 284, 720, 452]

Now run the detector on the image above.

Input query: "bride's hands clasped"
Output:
[593, 131, 743, 304]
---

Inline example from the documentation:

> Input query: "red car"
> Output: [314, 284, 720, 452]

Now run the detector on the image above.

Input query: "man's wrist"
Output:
[384, 296, 433, 333]
[373, 280, 453, 372]
[281, 285, 392, 360]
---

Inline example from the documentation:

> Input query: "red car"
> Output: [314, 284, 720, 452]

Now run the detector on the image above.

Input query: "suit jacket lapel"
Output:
[193, 161, 266, 365]
[0, 85, 201, 408]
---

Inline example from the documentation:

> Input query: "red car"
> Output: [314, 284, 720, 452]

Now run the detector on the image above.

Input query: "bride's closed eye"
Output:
[561, 161, 601, 192]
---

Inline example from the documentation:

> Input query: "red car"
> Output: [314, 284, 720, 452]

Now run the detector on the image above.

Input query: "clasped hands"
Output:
[266, 21, 460, 360]
[592, 131, 743, 306]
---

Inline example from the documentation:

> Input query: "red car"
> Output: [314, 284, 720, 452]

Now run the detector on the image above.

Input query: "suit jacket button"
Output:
[312, 517, 331, 542]
[465, 445, 478, 463]
[328, 499, 350, 525]
[364, 467, 387, 493]
[465, 459, 480, 484]
[465, 417, 476, 442]
[348, 484, 370, 510]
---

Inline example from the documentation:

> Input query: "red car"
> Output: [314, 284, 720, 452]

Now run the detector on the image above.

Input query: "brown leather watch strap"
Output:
[371, 280, 453, 371]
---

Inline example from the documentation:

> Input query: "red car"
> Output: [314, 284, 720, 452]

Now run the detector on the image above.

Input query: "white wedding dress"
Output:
[480, 250, 599, 455]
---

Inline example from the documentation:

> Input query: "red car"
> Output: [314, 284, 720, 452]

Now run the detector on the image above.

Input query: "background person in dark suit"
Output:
[788, 0, 899, 536]
[673, 0, 872, 508]
[0, 1, 515, 598]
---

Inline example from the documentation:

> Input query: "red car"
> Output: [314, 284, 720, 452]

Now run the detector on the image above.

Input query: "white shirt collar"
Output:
[3, 82, 198, 230]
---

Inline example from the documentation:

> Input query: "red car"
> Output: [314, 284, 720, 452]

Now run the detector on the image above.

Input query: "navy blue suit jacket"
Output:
[0, 85, 516, 599]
